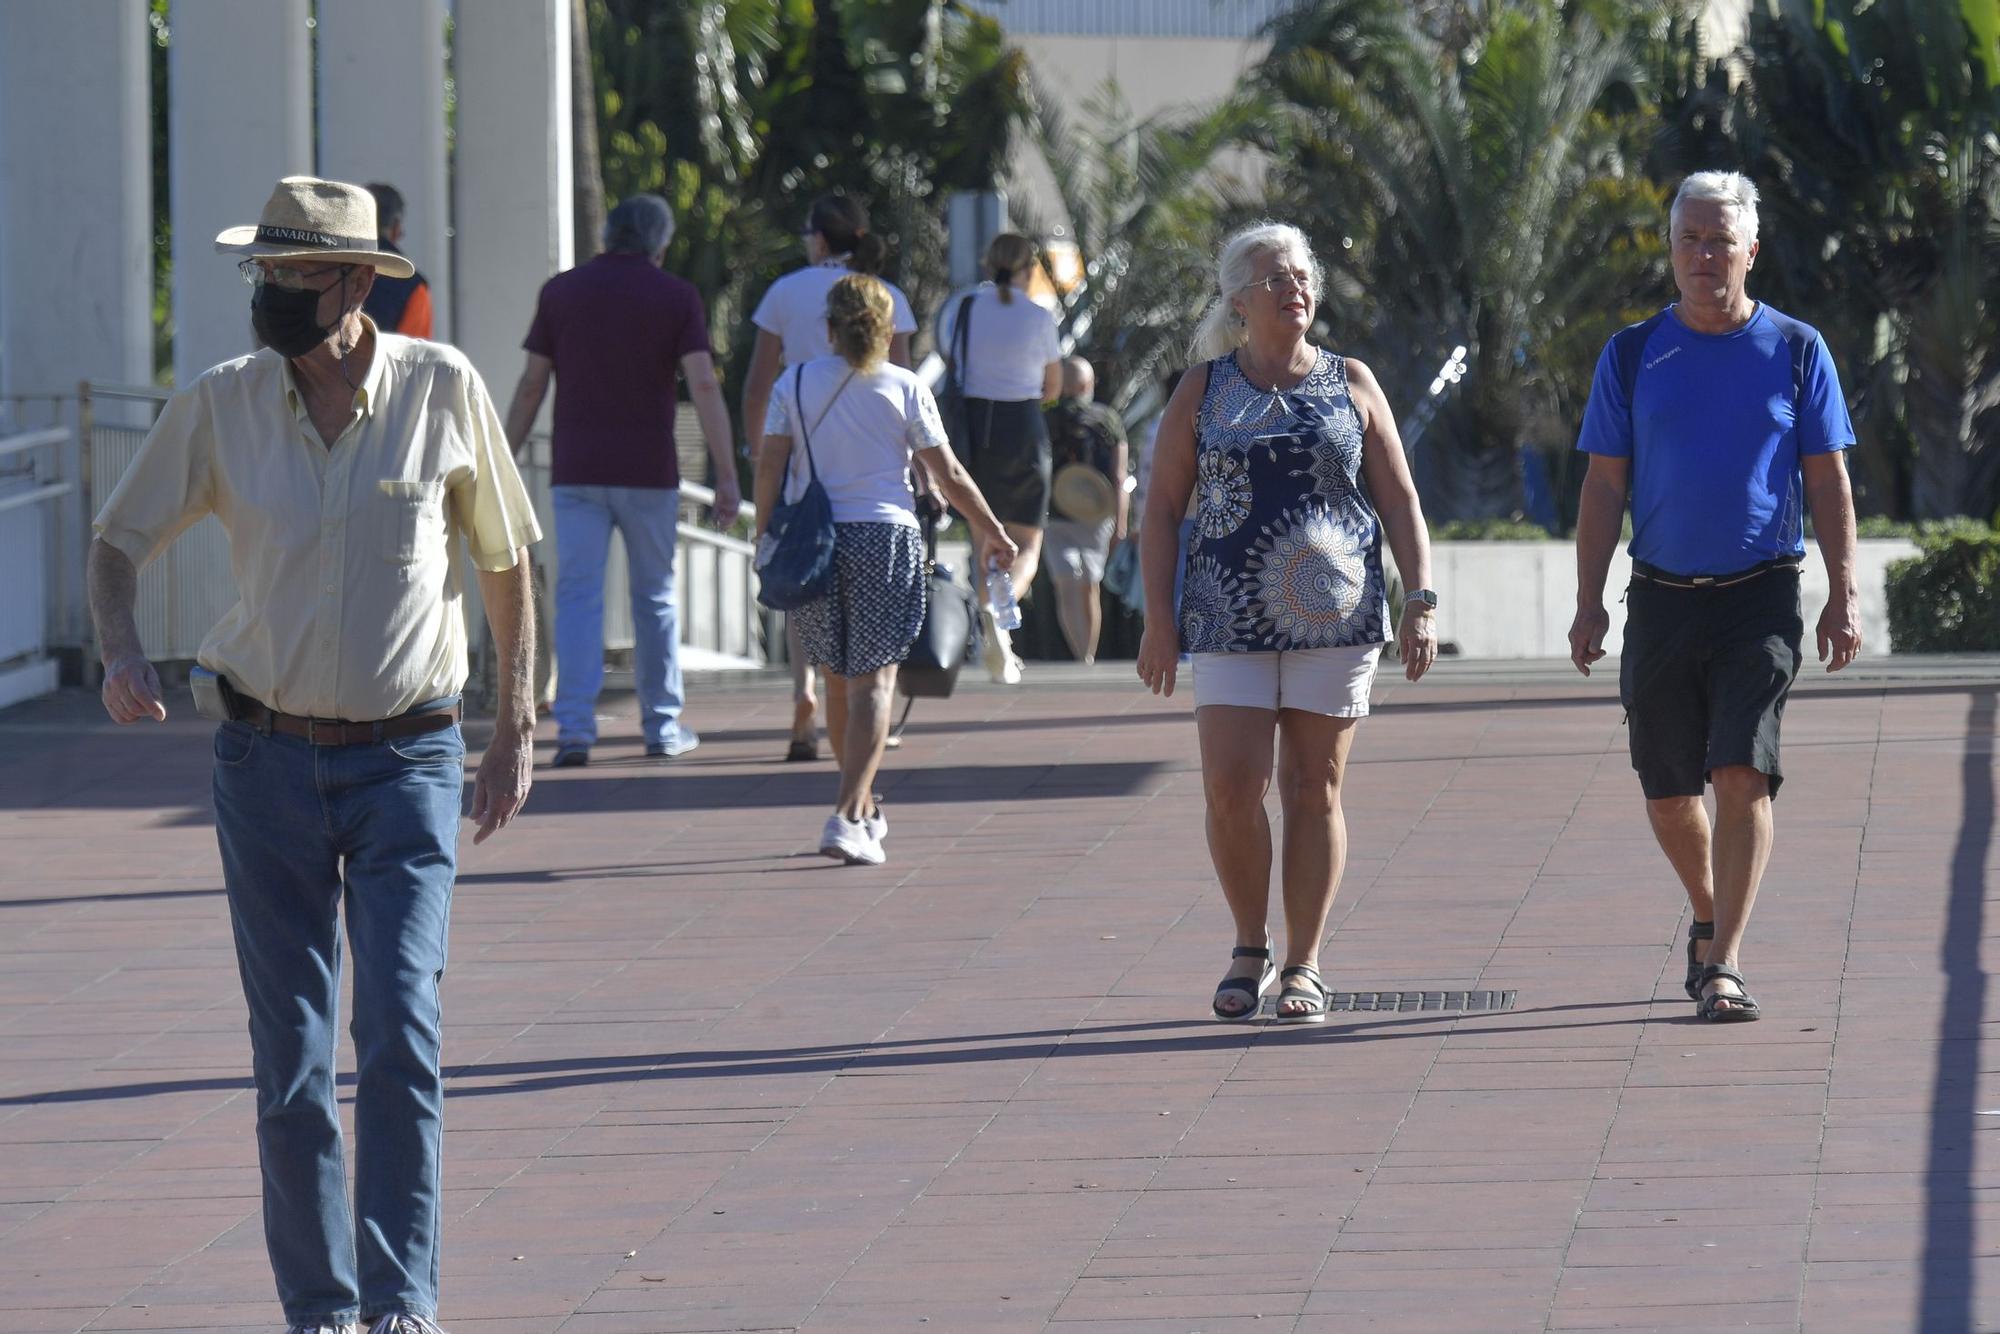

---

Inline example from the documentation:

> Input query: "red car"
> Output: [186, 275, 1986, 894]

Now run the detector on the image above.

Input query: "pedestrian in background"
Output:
[755, 274, 1015, 866]
[1136, 220, 1438, 1024]
[361, 182, 433, 338]
[1569, 170, 1861, 1023]
[505, 194, 740, 767]
[90, 175, 539, 1334]
[742, 192, 918, 759]
[936, 232, 1063, 682]
[1042, 354, 1129, 663]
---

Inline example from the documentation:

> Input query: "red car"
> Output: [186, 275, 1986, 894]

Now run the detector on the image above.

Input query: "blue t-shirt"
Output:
[1575, 304, 1854, 576]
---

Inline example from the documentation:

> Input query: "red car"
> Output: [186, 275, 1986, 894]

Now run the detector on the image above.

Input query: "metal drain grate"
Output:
[1267, 989, 1517, 1014]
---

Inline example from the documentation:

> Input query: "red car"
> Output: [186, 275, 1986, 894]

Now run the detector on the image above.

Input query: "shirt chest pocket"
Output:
[377, 479, 445, 565]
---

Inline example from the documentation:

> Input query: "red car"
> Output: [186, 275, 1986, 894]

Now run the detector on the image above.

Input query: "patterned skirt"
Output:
[790, 521, 929, 677]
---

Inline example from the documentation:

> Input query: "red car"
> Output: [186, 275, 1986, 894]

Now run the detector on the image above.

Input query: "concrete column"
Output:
[169, 0, 312, 386]
[316, 0, 450, 341]
[0, 0, 153, 401]
[451, 0, 572, 402]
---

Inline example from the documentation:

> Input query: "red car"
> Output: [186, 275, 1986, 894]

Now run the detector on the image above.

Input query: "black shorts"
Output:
[963, 396, 1052, 528]
[1618, 566, 1804, 800]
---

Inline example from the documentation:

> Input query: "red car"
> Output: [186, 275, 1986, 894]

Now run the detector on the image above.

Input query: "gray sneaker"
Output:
[286, 1324, 357, 1334]
[367, 1317, 446, 1334]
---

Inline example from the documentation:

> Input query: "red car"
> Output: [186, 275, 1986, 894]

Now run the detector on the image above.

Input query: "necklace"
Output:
[1240, 344, 1314, 393]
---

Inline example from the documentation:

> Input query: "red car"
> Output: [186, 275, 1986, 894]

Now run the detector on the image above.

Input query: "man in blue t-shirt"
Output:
[1569, 171, 1862, 1024]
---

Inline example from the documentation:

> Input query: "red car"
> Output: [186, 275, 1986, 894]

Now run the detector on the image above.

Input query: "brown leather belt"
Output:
[235, 697, 461, 746]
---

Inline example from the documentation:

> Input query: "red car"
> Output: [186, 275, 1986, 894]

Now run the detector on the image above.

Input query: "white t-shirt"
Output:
[935, 284, 1062, 402]
[751, 258, 919, 366]
[764, 357, 946, 526]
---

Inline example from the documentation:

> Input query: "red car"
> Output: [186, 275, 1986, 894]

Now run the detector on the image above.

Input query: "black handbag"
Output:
[754, 366, 842, 612]
[899, 496, 981, 699]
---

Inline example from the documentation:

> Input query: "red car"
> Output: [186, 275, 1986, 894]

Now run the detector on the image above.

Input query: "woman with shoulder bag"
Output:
[755, 274, 1016, 866]
[937, 233, 1063, 683]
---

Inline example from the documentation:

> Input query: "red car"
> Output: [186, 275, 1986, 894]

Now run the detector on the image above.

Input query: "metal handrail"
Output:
[0, 482, 73, 517]
[0, 428, 67, 459]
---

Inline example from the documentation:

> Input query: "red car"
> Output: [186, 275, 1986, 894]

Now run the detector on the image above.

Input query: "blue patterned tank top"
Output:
[1178, 348, 1389, 654]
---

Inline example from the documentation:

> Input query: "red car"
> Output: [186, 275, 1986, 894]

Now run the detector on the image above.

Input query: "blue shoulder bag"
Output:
[754, 366, 844, 611]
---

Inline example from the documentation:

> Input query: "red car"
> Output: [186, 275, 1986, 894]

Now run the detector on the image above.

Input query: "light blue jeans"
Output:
[210, 705, 463, 1327]
[551, 484, 686, 748]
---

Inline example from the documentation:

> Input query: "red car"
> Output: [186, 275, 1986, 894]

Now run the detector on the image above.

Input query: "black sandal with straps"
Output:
[1695, 962, 1762, 1023]
[1212, 944, 1275, 1021]
[1273, 963, 1330, 1025]
[1684, 919, 1714, 1001]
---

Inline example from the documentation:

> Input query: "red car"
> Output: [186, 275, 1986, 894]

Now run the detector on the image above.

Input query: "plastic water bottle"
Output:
[985, 559, 1022, 631]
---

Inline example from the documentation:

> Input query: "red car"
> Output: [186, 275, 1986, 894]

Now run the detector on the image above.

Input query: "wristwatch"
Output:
[1404, 588, 1438, 611]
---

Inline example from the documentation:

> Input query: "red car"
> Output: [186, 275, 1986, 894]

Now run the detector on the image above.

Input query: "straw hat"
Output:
[1051, 463, 1117, 525]
[214, 176, 415, 277]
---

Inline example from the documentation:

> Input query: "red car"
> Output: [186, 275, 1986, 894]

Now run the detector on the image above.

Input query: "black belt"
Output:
[235, 697, 461, 746]
[1631, 556, 1801, 590]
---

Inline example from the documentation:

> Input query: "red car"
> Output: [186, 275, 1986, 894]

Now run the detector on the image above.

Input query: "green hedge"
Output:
[1886, 531, 2000, 652]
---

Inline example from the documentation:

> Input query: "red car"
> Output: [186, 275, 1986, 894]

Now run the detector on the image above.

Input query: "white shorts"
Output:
[1191, 645, 1382, 717]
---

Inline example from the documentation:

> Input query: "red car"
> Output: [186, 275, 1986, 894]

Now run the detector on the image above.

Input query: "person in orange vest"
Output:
[361, 182, 433, 339]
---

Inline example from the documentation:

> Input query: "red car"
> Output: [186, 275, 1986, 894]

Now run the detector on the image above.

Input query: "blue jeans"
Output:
[552, 484, 685, 747]
[211, 709, 464, 1326]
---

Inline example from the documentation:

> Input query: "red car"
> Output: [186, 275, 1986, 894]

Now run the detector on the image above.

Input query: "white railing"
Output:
[7, 383, 772, 690]
[0, 425, 75, 707]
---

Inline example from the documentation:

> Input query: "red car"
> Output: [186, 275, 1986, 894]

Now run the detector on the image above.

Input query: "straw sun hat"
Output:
[214, 176, 415, 278]
[1051, 462, 1118, 526]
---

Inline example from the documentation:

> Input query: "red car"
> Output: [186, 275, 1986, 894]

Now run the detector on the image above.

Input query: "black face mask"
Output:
[250, 273, 344, 359]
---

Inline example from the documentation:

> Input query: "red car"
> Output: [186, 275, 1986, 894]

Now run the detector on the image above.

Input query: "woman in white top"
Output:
[741, 195, 920, 762]
[755, 274, 1016, 867]
[936, 233, 1063, 680]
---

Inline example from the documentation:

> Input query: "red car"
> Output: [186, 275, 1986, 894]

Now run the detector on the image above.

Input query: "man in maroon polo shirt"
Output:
[504, 195, 740, 766]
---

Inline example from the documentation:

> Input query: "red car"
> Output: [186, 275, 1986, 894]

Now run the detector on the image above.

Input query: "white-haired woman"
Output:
[756, 274, 1015, 867]
[1135, 222, 1438, 1022]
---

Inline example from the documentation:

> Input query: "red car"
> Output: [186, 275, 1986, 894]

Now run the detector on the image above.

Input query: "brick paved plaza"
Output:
[3, 658, 1998, 1332]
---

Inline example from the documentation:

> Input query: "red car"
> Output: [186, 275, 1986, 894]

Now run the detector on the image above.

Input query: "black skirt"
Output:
[963, 396, 1052, 528]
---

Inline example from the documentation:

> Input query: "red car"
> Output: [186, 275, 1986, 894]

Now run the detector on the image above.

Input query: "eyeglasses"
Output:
[1247, 271, 1312, 295]
[238, 260, 353, 292]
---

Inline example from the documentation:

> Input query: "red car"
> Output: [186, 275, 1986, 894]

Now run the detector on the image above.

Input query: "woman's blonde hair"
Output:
[826, 272, 895, 369]
[1189, 221, 1323, 362]
[984, 232, 1039, 304]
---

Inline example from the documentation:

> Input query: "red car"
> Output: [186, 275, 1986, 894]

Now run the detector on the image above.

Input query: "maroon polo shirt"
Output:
[523, 252, 711, 489]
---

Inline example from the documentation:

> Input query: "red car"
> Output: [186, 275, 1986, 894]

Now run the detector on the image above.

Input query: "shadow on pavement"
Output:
[0, 1001, 1651, 1107]
[1924, 687, 1996, 1329]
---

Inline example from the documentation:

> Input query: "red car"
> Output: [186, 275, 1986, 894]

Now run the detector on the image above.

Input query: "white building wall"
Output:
[169, 0, 313, 387]
[316, 0, 451, 341]
[450, 0, 572, 405]
[0, 0, 154, 400]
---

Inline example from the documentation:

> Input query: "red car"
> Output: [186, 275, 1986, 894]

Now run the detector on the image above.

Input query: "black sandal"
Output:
[1695, 963, 1761, 1023]
[1684, 919, 1714, 1001]
[1212, 944, 1275, 1021]
[1273, 963, 1330, 1025]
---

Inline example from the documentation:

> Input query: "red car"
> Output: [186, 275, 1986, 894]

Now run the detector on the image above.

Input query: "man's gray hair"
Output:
[1671, 171, 1760, 246]
[603, 195, 675, 255]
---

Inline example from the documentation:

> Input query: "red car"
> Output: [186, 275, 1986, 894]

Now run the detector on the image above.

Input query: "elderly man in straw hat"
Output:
[87, 177, 541, 1334]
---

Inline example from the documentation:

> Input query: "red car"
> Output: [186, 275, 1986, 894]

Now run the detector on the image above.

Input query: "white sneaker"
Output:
[287, 1324, 357, 1334]
[864, 804, 887, 843]
[820, 813, 885, 865]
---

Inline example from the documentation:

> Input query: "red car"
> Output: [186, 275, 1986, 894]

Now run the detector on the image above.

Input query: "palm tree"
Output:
[1251, 0, 1670, 521]
[1012, 79, 1261, 417]
[581, 0, 1032, 400]
[1733, 0, 2000, 519]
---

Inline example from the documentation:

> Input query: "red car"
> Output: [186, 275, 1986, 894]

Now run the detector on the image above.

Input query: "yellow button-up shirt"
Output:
[94, 324, 542, 720]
